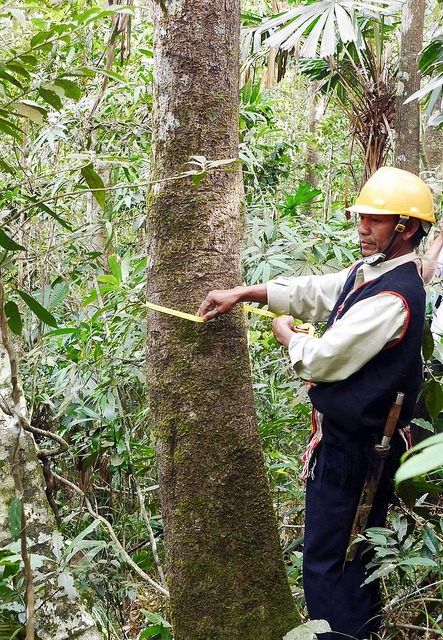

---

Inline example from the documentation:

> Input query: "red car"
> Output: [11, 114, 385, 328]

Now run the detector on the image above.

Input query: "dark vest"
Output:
[308, 260, 425, 444]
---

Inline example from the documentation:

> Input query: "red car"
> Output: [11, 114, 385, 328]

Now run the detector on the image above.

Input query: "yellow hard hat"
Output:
[346, 167, 435, 224]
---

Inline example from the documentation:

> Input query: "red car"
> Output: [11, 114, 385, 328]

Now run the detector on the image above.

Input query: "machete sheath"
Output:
[346, 391, 405, 561]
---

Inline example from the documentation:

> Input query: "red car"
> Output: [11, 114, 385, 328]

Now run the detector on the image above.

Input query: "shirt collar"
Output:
[355, 251, 421, 285]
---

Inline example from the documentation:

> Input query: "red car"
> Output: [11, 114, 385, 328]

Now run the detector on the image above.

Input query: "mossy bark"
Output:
[394, 0, 425, 172]
[147, 2, 298, 639]
[0, 324, 101, 639]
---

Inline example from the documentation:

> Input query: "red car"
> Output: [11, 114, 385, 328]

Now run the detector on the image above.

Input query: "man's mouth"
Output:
[359, 241, 375, 255]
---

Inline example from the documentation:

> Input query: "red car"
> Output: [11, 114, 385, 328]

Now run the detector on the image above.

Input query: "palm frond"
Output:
[243, 0, 403, 60]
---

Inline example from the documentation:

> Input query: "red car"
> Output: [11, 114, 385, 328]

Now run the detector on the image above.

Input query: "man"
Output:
[198, 167, 435, 639]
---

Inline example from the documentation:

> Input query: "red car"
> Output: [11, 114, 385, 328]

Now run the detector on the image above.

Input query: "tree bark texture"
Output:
[303, 82, 324, 190]
[0, 321, 102, 639]
[423, 125, 443, 174]
[394, 0, 425, 173]
[147, 2, 297, 639]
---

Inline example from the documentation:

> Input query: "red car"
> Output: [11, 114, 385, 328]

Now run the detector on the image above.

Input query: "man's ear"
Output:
[403, 217, 420, 241]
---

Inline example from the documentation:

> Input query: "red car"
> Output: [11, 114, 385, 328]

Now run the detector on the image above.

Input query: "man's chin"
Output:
[360, 244, 374, 256]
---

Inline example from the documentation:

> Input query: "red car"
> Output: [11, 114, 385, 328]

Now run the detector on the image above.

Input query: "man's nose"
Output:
[358, 219, 370, 235]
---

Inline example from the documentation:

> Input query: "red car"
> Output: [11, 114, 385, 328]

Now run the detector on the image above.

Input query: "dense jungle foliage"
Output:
[0, 0, 442, 638]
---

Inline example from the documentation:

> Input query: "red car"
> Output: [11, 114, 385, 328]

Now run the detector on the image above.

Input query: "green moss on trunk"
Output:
[147, 2, 298, 638]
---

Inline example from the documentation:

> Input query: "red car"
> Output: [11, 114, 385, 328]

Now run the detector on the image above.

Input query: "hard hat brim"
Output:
[345, 204, 398, 215]
[346, 203, 435, 223]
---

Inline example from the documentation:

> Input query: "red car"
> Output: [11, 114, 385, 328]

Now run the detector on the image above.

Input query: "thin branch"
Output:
[51, 472, 170, 598]
[14, 165, 232, 219]
[93, 276, 167, 588]
[385, 622, 439, 633]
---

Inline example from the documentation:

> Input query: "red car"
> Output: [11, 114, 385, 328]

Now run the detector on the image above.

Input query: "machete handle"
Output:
[347, 392, 405, 562]
[383, 392, 405, 439]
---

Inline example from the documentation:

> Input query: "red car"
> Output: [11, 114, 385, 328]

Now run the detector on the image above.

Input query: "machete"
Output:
[346, 391, 405, 562]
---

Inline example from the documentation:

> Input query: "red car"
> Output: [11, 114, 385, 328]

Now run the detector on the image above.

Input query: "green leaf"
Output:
[64, 519, 100, 560]
[398, 557, 438, 568]
[405, 73, 443, 104]
[23, 196, 73, 231]
[0, 229, 25, 251]
[38, 87, 63, 111]
[140, 627, 163, 639]
[0, 159, 15, 174]
[410, 417, 434, 433]
[81, 163, 106, 210]
[4, 301, 23, 335]
[283, 620, 331, 639]
[402, 432, 443, 454]
[44, 327, 81, 337]
[424, 377, 443, 420]
[141, 611, 171, 627]
[64, 67, 96, 78]
[93, 67, 127, 83]
[30, 29, 57, 48]
[5, 62, 30, 80]
[109, 255, 122, 283]
[18, 54, 38, 67]
[422, 321, 435, 362]
[47, 283, 69, 310]
[0, 119, 23, 142]
[53, 78, 82, 101]
[82, 289, 98, 305]
[396, 439, 443, 484]
[0, 64, 23, 89]
[419, 40, 443, 75]
[17, 290, 58, 328]
[11, 102, 46, 124]
[191, 171, 206, 187]
[8, 496, 22, 542]
[422, 525, 439, 555]
[74, 7, 104, 24]
[97, 275, 119, 285]
[41, 83, 65, 99]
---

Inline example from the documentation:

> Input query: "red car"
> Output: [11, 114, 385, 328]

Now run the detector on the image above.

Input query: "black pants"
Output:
[303, 439, 401, 639]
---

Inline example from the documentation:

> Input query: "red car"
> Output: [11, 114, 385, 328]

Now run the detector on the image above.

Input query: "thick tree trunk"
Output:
[394, 0, 425, 172]
[147, 2, 297, 639]
[0, 312, 101, 639]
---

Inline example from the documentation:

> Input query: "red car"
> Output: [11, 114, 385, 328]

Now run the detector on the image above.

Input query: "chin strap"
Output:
[362, 216, 410, 266]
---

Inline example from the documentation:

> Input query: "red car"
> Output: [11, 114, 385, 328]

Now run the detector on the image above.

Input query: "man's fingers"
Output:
[197, 290, 234, 321]
[201, 308, 220, 322]
[196, 299, 211, 318]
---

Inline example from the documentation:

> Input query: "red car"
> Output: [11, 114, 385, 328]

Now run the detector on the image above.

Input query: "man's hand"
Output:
[197, 283, 268, 322]
[272, 315, 297, 349]
[197, 288, 242, 322]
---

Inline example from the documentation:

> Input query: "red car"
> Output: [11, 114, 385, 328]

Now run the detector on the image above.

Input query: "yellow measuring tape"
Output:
[145, 301, 205, 323]
[145, 301, 316, 335]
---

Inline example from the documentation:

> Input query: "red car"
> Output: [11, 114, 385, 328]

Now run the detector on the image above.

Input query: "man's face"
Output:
[358, 213, 398, 257]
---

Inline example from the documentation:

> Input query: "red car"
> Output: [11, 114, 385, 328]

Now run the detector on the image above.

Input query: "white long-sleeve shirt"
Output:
[267, 252, 423, 383]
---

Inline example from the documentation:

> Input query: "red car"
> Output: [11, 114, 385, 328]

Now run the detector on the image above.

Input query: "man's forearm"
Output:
[232, 284, 268, 304]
